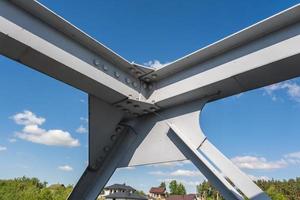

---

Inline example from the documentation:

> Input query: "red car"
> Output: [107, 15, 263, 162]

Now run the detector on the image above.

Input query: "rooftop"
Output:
[149, 187, 166, 194]
[106, 192, 147, 200]
[105, 184, 136, 191]
[166, 194, 196, 200]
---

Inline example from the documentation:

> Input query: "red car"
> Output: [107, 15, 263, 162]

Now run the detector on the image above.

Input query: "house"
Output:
[166, 194, 197, 200]
[149, 187, 167, 199]
[104, 184, 136, 196]
[99, 183, 147, 200]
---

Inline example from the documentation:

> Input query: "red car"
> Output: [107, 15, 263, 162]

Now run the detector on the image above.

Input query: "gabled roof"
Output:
[149, 187, 166, 194]
[106, 192, 147, 200]
[105, 184, 136, 191]
[166, 194, 196, 200]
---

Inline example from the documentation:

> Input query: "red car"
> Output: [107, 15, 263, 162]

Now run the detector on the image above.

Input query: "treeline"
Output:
[1, 177, 300, 200]
[196, 177, 300, 200]
[0, 176, 72, 200]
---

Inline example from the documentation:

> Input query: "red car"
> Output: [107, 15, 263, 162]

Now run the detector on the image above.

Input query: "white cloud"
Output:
[8, 138, 17, 143]
[80, 117, 88, 123]
[170, 169, 202, 177]
[0, 145, 7, 151]
[58, 165, 73, 172]
[149, 169, 203, 177]
[149, 171, 165, 175]
[248, 174, 270, 181]
[284, 151, 300, 164]
[144, 60, 170, 69]
[12, 111, 80, 147]
[231, 156, 287, 170]
[263, 81, 300, 102]
[11, 110, 45, 126]
[76, 125, 88, 134]
[158, 178, 202, 186]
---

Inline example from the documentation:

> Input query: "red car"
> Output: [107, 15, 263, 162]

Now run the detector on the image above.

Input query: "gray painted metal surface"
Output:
[1, 1, 300, 199]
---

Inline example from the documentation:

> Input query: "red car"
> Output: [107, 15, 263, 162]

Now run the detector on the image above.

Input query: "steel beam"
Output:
[2, 1, 300, 200]
[0, 0, 151, 104]
[146, 4, 300, 108]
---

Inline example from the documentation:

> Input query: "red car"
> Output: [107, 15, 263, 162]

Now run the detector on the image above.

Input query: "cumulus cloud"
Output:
[12, 110, 80, 147]
[80, 117, 88, 123]
[231, 156, 287, 170]
[58, 165, 73, 172]
[0, 145, 7, 151]
[263, 81, 300, 102]
[158, 178, 202, 186]
[149, 169, 203, 177]
[248, 174, 270, 181]
[76, 125, 88, 134]
[149, 171, 165, 176]
[144, 60, 170, 69]
[170, 169, 202, 177]
[284, 151, 300, 164]
[11, 110, 45, 126]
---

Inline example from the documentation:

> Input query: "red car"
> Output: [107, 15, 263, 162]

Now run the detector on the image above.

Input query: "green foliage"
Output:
[196, 177, 300, 200]
[134, 190, 146, 196]
[0, 176, 72, 200]
[159, 182, 166, 189]
[169, 180, 186, 195]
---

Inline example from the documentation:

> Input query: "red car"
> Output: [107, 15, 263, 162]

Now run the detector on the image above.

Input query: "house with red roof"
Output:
[149, 187, 167, 199]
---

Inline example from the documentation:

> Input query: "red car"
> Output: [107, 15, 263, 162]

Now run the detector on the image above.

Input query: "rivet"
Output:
[151, 100, 156, 103]
[93, 59, 100, 66]
[114, 71, 120, 78]
[111, 134, 117, 141]
[103, 65, 108, 71]
[128, 94, 132, 97]
[103, 146, 110, 152]
[145, 78, 150, 82]
[116, 127, 122, 133]
[125, 78, 131, 84]
[136, 71, 142, 76]
[151, 74, 157, 79]
[132, 82, 138, 88]
[150, 107, 156, 111]
[130, 68, 136, 73]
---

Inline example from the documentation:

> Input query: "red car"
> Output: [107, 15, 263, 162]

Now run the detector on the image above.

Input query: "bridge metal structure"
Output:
[1, 0, 300, 199]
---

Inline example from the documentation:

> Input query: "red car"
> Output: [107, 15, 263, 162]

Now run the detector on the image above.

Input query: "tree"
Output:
[169, 180, 186, 195]
[159, 182, 166, 189]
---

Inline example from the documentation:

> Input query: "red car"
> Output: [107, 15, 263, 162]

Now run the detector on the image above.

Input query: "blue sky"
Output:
[1, 0, 300, 194]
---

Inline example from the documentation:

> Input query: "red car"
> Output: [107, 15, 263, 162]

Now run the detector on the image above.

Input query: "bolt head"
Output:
[103, 65, 108, 71]
[93, 59, 100, 66]
[151, 74, 157, 79]
[114, 71, 120, 78]
[125, 78, 131, 84]
[103, 146, 110, 152]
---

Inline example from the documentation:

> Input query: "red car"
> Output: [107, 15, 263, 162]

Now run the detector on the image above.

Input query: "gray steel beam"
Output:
[146, 5, 300, 108]
[1, 1, 299, 200]
[0, 0, 150, 104]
